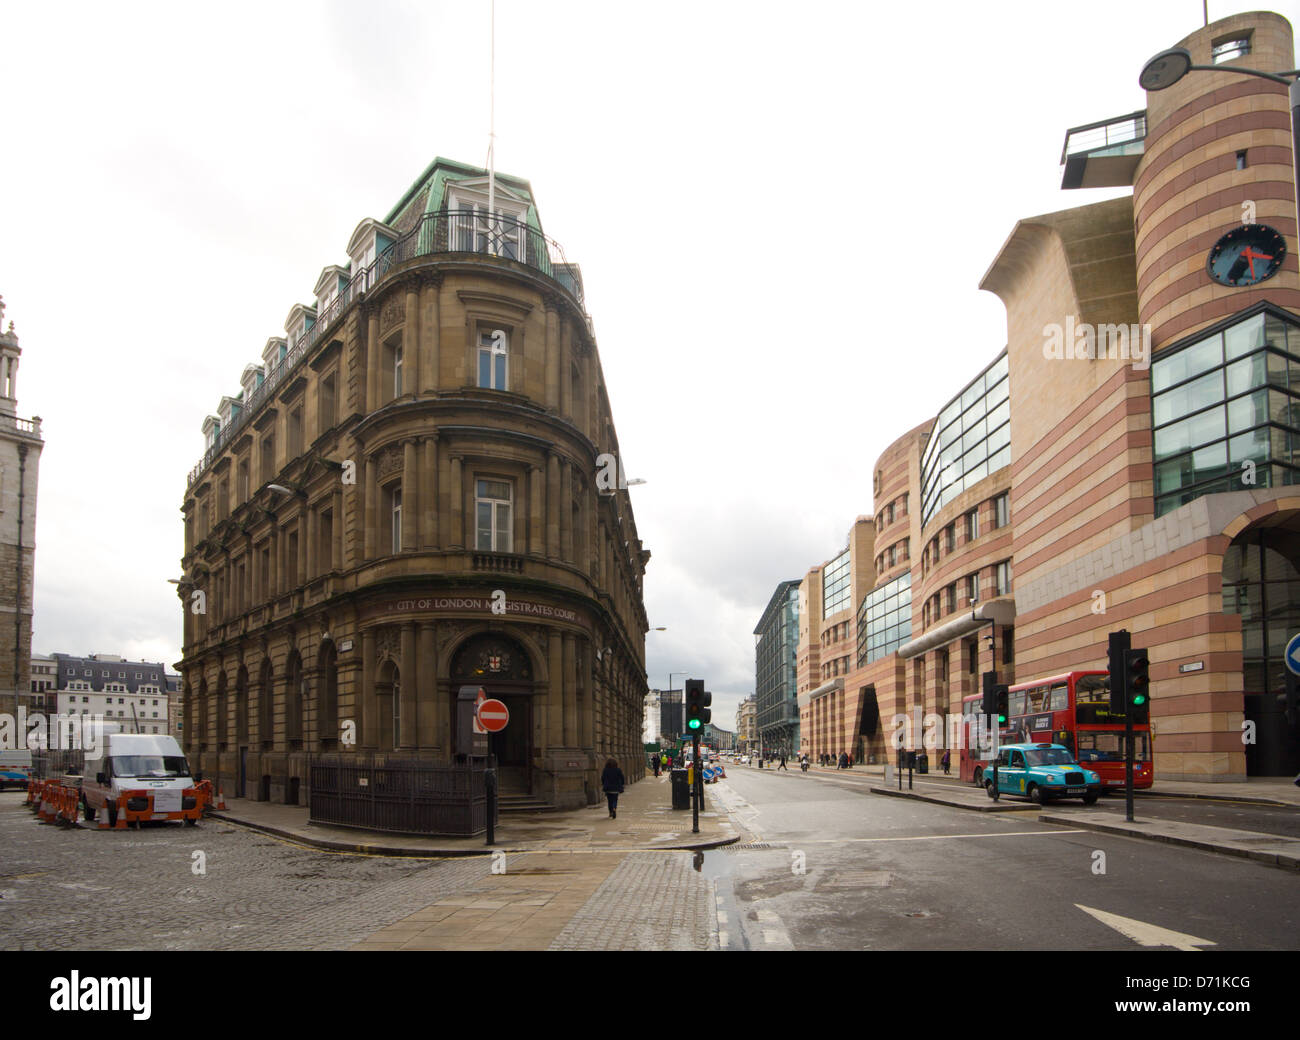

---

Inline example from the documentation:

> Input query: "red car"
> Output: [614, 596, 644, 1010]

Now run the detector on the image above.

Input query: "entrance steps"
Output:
[498, 794, 555, 813]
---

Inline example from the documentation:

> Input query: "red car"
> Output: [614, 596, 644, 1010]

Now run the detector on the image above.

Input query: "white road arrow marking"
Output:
[1075, 904, 1217, 951]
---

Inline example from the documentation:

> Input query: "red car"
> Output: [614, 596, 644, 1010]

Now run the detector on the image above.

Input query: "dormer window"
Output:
[284, 303, 317, 352]
[314, 265, 350, 325]
[347, 219, 398, 293]
[446, 180, 529, 260]
[262, 337, 288, 374]
[203, 415, 221, 450]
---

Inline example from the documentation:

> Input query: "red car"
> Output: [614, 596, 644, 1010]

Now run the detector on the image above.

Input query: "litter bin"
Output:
[916, 752, 929, 774]
[670, 768, 691, 810]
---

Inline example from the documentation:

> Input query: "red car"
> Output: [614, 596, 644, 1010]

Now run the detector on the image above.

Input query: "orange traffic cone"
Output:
[215, 785, 228, 810]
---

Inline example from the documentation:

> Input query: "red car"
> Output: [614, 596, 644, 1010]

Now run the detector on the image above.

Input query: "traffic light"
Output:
[1108, 629, 1131, 715]
[981, 671, 996, 717]
[685, 679, 711, 730]
[995, 684, 1009, 725]
[1125, 648, 1150, 708]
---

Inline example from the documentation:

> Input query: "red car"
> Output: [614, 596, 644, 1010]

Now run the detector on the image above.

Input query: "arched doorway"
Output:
[1223, 520, 1300, 776]
[450, 633, 536, 794]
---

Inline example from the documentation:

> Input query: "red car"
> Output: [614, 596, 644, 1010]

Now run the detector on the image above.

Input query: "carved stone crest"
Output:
[379, 294, 405, 334]
[376, 443, 404, 479]
[375, 627, 400, 664]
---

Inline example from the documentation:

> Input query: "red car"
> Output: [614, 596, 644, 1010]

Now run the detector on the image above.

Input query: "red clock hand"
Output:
[1241, 246, 1273, 279]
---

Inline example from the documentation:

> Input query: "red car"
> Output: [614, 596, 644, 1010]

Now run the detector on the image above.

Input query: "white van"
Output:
[81, 733, 199, 827]
[0, 749, 33, 790]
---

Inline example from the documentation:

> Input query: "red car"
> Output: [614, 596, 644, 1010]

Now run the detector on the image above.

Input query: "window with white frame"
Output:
[391, 487, 402, 553]
[475, 479, 512, 552]
[448, 184, 528, 259]
[478, 330, 509, 390]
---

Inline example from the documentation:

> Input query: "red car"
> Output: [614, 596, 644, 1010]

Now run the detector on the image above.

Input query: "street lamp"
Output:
[1138, 47, 1300, 225]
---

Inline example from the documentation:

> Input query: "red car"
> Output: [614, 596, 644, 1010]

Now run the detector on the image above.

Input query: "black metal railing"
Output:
[308, 753, 496, 836]
[188, 210, 583, 487]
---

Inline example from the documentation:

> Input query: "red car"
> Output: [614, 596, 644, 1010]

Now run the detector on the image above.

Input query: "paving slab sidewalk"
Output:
[208, 771, 739, 857]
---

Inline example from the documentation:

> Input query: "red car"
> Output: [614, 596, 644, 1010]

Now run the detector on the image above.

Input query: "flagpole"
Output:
[487, 0, 496, 248]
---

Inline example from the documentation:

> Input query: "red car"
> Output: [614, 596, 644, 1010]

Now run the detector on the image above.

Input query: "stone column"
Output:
[548, 629, 564, 748]
[546, 453, 560, 559]
[400, 623, 417, 749]
[332, 490, 343, 570]
[363, 456, 377, 560]
[365, 310, 380, 413]
[449, 456, 463, 549]
[402, 441, 418, 552]
[527, 465, 543, 557]
[544, 300, 559, 409]
[418, 623, 437, 750]
[361, 629, 376, 750]
[422, 437, 438, 550]
[580, 638, 594, 750]
[404, 286, 420, 392]
[305, 505, 318, 579]
[563, 633, 578, 746]
[421, 278, 440, 394]
[560, 460, 573, 564]
[559, 318, 572, 420]
[581, 345, 594, 439]
[296, 516, 307, 587]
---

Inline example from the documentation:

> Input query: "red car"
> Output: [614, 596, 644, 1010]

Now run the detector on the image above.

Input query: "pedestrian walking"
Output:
[601, 757, 626, 819]
[653, 755, 661, 778]
[778, 753, 788, 771]
[941, 749, 951, 775]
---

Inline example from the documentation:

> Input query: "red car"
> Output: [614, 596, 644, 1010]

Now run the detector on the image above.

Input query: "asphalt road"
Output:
[704, 767, 1300, 951]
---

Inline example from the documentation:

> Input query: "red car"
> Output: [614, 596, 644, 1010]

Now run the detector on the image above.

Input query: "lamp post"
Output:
[1138, 48, 1300, 225]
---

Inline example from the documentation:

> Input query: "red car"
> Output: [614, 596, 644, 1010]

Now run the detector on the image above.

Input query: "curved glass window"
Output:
[823, 548, 852, 618]
[920, 351, 1011, 527]
[856, 572, 912, 666]
[1152, 308, 1300, 516]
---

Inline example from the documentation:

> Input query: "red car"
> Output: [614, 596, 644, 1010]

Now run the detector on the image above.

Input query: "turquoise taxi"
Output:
[983, 743, 1102, 804]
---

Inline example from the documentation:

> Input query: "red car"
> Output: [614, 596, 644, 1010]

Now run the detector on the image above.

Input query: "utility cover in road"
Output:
[477, 698, 510, 732]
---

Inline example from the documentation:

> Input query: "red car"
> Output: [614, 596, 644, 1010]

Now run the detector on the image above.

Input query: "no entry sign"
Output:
[477, 698, 510, 732]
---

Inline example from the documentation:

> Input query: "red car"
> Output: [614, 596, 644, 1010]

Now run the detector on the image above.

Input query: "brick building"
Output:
[798, 11, 1300, 780]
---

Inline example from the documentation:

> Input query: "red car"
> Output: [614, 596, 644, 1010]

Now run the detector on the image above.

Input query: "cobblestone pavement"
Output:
[0, 795, 491, 951]
[548, 852, 717, 951]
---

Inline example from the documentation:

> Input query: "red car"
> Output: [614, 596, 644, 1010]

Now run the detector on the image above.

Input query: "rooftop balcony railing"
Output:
[187, 211, 583, 488]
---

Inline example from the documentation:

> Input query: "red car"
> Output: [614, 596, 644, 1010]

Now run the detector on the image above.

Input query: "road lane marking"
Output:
[790, 829, 1089, 845]
[1075, 904, 1217, 951]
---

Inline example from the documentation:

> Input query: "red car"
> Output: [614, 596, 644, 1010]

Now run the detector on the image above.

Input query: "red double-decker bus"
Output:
[959, 670, 1153, 791]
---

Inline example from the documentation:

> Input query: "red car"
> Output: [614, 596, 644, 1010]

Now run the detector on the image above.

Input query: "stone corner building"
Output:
[179, 158, 650, 809]
[0, 298, 42, 720]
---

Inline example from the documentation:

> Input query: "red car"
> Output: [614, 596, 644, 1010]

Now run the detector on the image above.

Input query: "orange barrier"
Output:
[95, 785, 207, 830]
[33, 780, 80, 825]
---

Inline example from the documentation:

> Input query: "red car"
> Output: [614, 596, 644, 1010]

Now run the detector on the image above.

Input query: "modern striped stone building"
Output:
[799, 10, 1300, 780]
[178, 158, 650, 809]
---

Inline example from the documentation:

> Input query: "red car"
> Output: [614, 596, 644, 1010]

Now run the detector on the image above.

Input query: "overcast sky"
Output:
[2, 0, 1294, 733]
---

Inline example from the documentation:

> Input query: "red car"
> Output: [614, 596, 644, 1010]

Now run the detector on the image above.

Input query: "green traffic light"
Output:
[688, 719, 701, 729]
[1133, 693, 1147, 706]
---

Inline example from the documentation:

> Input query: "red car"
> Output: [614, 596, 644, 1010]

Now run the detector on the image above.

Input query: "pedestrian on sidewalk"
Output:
[602, 757, 626, 819]
[653, 755, 661, 778]
[941, 749, 951, 775]
[778, 753, 788, 771]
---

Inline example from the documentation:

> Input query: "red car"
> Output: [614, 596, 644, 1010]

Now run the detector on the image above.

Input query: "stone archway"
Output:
[450, 632, 536, 793]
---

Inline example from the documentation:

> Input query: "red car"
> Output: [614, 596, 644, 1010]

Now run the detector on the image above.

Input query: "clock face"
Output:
[1206, 223, 1286, 287]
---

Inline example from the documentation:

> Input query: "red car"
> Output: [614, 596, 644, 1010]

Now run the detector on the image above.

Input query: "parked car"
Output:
[983, 743, 1101, 804]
